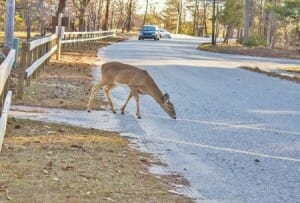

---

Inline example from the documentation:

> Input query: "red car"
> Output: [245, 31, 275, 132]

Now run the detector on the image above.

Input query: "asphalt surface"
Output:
[11, 36, 300, 202]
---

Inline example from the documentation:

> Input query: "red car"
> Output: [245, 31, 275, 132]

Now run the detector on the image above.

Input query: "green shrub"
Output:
[244, 34, 266, 47]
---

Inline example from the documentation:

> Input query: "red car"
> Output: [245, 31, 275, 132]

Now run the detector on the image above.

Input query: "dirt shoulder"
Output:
[198, 43, 300, 60]
[4, 37, 193, 202]
[198, 42, 300, 83]
[0, 118, 191, 202]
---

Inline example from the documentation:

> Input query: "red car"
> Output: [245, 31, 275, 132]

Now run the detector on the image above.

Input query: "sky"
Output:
[136, 0, 166, 14]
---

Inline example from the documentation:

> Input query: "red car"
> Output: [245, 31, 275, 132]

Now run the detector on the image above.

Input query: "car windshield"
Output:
[141, 26, 156, 31]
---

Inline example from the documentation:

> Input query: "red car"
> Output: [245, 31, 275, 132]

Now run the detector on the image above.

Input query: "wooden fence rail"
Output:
[17, 30, 116, 99]
[0, 30, 115, 151]
[17, 34, 57, 99]
[62, 30, 116, 45]
[0, 50, 15, 151]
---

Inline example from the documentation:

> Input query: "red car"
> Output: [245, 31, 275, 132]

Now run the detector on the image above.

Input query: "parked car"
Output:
[138, 25, 160, 40]
[159, 29, 172, 39]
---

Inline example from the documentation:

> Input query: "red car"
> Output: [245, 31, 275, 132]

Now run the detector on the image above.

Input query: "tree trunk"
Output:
[26, 24, 31, 42]
[223, 25, 232, 44]
[243, 0, 250, 44]
[110, 2, 115, 29]
[193, 0, 200, 36]
[126, 0, 133, 32]
[176, 0, 183, 34]
[56, 0, 66, 21]
[203, 0, 208, 36]
[211, 0, 216, 45]
[143, 0, 149, 25]
[79, 16, 85, 31]
[97, 0, 103, 30]
[102, 0, 110, 30]
[259, 0, 264, 35]
[215, 0, 220, 39]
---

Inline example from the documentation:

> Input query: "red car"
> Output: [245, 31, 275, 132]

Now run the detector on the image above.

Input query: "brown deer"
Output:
[87, 62, 176, 119]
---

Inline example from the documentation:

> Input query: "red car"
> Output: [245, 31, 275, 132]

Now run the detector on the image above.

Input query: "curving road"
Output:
[98, 36, 300, 202]
[11, 36, 300, 202]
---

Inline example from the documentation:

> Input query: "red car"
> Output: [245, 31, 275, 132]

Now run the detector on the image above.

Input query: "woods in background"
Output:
[0, 0, 299, 49]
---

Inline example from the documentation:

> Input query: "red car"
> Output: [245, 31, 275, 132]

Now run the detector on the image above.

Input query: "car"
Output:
[138, 25, 160, 40]
[159, 29, 172, 39]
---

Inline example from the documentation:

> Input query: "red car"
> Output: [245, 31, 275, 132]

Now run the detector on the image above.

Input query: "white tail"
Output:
[87, 62, 176, 119]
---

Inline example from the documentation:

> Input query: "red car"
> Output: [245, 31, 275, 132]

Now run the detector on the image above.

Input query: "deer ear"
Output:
[163, 93, 169, 103]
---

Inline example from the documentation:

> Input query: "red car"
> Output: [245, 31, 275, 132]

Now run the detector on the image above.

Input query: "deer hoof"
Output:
[87, 109, 91, 113]
[137, 116, 141, 119]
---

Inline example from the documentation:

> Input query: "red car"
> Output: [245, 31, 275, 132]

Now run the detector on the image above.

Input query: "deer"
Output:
[87, 62, 176, 119]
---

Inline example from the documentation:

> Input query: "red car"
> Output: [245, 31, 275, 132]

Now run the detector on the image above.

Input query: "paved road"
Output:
[11, 36, 300, 202]
[99, 36, 300, 202]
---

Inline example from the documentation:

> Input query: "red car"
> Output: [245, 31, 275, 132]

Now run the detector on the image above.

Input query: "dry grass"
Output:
[0, 118, 192, 202]
[278, 66, 300, 73]
[10, 38, 124, 109]
[198, 42, 300, 60]
[240, 66, 300, 83]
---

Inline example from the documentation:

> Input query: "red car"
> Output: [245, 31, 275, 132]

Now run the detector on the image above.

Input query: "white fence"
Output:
[0, 50, 15, 151]
[17, 30, 116, 99]
[0, 30, 115, 151]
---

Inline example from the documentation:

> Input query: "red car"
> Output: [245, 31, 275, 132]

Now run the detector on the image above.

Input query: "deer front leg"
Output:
[131, 89, 141, 119]
[87, 82, 105, 112]
[104, 85, 116, 113]
[121, 92, 132, 114]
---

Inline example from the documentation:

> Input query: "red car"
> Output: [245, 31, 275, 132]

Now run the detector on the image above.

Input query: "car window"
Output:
[141, 26, 156, 31]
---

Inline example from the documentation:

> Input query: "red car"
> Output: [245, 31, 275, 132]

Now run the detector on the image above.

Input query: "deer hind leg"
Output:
[131, 88, 141, 119]
[104, 84, 116, 113]
[121, 92, 132, 114]
[87, 81, 105, 112]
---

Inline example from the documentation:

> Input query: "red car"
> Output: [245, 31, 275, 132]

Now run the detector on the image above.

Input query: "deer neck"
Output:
[148, 83, 164, 105]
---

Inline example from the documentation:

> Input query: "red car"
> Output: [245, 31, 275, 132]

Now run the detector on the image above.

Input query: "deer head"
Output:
[161, 93, 176, 119]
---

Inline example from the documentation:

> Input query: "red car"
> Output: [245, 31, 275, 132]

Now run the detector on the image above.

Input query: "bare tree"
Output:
[56, 0, 67, 19]
[72, 0, 92, 31]
[114, 0, 126, 31]
[243, 0, 250, 43]
[102, 0, 111, 30]
[18, 0, 42, 41]
[202, 0, 208, 36]
[175, 0, 183, 34]
[126, 0, 133, 32]
[143, 0, 149, 25]
[86, 0, 103, 30]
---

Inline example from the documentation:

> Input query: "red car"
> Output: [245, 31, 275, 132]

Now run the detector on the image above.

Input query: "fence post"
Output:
[56, 13, 63, 60]
[17, 43, 28, 99]
[13, 38, 19, 68]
